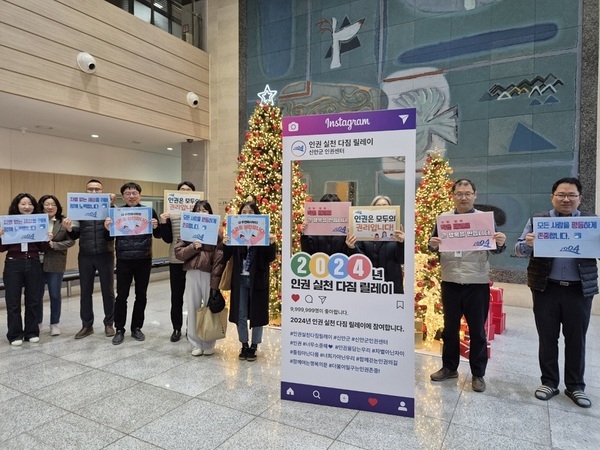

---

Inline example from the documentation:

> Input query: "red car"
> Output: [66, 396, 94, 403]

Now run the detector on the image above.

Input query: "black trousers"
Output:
[114, 258, 151, 332]
[532, 283, 592, 392]
[441, 281, 490, 377]
[169, 263, 186, 331]
[3, 258, 41, 342]
[78, 252, 115, 327]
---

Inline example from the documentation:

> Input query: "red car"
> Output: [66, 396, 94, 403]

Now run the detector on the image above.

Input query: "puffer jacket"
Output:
[114, 206, 161, 260]
[174, 236, 225, 290]
[68, 220, 113, 255]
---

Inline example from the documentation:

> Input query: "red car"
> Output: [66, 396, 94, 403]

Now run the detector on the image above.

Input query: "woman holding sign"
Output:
[223, 201, 277, 362]
[36, 195, 75, 336]
[174, 200, 225, 356]
[0, 193, 52, 346]
[354, 195, 405, 293]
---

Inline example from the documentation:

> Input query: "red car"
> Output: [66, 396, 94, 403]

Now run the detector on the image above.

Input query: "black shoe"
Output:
[239, 344, 249, 360]
[131, 328, 145, 341]
[170, 330, 181, 342]
[430, 367, 459, 381]
[246, 345, 257, 362]
[112, 330, 125, 345]
[472, 376, 486, 392]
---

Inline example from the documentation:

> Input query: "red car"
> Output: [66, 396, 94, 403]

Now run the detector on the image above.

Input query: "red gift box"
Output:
[491, 300, 503, 318]
[490, 286, 504, 303]
[493, 312, 506, 335]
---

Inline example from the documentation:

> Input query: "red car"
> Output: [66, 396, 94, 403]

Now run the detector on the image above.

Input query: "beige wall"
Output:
[0, 0, 209, 140]
[182, 0, 239, 215]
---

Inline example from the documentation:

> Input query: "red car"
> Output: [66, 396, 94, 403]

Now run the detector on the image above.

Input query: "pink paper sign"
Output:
[304, 202, 350, 236]
[437, 211, 497, 252]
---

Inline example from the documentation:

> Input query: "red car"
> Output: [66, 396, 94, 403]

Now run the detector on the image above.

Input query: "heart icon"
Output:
[368, 398, 378, 407]
[291, 294, 300, 302]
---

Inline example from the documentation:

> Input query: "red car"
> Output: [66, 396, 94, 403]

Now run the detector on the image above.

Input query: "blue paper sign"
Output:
[180, 212, 220, 245]
[0, 214, 50, 244]
[109, 207, 152, 237]
[533, 217, 600, 258]
[66, 193, 111, 220]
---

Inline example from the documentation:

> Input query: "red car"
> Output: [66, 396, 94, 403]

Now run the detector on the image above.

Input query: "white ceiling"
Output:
[0, 92, 186, 156]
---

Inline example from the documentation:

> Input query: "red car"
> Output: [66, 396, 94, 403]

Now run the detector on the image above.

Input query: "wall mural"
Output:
[246, 0, 581, 274]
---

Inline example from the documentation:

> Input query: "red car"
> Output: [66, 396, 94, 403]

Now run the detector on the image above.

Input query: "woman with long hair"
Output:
[0, 193, 51, 345]
[223, 201, 276, 361]
[174, 200, 225, 356]
[36, 194, 75, 335]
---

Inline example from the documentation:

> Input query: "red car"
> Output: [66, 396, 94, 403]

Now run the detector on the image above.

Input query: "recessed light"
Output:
[167, 147, 173, 151]
[91, 134, 99, 138]
[34, 125, 54, 130]
[192, 153, 198, 156]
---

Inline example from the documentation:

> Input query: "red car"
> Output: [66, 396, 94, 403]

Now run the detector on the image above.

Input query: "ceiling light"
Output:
[192, 153, 198, 156]
[167, 147, 173, 151]
[91, 134, 99, 138]
[34, 125, 54, 130]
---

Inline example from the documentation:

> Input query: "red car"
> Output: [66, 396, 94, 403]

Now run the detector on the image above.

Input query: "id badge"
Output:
[21, 242, 28, 252]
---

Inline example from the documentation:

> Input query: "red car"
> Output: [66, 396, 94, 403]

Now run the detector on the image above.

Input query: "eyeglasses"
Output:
[123, 191, 139, 197]
[553, 193, 579, 200]
[453, 192, 475, 199]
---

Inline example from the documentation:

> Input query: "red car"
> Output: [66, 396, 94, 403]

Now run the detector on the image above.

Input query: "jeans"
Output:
[169, 263, 186, 331]
[37, 271, 64, 325]
[114, 258, 151, 332]
[237, 275, 263, 345]
[3, 258, 42, 342]
[79, 252, 115, 327]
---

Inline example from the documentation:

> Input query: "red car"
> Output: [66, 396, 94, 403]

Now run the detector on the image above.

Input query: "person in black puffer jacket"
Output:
[104, 182, 161, 346]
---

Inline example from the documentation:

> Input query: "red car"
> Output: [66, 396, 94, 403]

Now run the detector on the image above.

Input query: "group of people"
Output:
[1, 177, 595, 408]
[1, 179, 276, 363]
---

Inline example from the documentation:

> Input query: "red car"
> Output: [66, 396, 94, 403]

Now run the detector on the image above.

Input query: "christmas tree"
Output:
[225, 87, 309, 320]
[414, 150, 455, 345]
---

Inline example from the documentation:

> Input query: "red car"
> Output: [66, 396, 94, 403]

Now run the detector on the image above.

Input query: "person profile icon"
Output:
[398, 401, 408, 412]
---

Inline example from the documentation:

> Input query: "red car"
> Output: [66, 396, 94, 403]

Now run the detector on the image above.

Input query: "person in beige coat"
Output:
[175, 200, 225, 356]
[36, 195, 75, 336]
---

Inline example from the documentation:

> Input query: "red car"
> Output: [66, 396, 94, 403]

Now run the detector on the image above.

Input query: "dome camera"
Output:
[77, 52, 97, 74]
[186, 138, 194, 143]
[186, 92, 200, 108]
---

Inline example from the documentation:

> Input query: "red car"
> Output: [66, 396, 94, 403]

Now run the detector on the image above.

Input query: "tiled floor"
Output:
[0, 278, 598, 449]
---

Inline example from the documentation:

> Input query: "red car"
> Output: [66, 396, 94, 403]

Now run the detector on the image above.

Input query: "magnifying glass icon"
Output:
[312, 390, 321, 400]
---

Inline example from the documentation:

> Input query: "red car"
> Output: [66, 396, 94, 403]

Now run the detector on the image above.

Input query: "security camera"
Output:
[186, 92, 200, 108]
[77, 52, 97, 74]
[186, 138, 194, 143]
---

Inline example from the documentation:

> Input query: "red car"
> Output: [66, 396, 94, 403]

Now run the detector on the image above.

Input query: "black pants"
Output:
[169, 263, 186, 331]
[440, 281, 490, 377]
[4, 258, 41, 342]
[78, 252, 115, 327]
[114, 258, 151, 332]
[533, 283, 592, 392]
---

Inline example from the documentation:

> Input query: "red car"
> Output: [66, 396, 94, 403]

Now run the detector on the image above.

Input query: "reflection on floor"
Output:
[0, 278, 598, 449]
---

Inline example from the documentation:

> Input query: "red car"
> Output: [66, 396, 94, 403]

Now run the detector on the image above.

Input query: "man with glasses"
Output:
[105, 182, 161, 345]
[515, 177, 596, 408]
[64, 179, 116, 339]
[428, 179, 506, 392]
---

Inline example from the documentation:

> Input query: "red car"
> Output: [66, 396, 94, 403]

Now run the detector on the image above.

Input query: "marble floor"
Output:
[0, 278, 598, 449]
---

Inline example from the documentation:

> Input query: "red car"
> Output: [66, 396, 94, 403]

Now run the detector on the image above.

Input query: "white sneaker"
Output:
[11, 339, 23, 346]
[29, 337, 40, 343]
[50, 325, 61, 336]
[191, 348, 203, 356]
[203, 349, 215, 356]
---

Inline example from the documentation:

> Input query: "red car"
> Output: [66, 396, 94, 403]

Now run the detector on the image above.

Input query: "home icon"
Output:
[286, 388, 295, 396]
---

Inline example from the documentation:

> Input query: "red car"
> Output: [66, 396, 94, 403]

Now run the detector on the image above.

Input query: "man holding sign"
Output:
[515, 177, 596, 408]
[428, 179, 506, 393]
